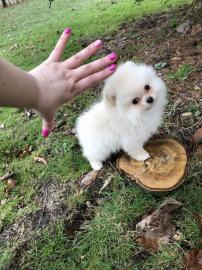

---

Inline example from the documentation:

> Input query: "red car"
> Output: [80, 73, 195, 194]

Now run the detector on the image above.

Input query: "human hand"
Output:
[29, 28, 117, 137]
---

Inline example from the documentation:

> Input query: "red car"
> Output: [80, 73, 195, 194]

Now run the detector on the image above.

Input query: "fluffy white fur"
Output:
[76, 61, 167, 170]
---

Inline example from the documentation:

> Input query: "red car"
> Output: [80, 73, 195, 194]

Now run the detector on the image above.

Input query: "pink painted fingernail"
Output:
[108, 52, 117, 61]
[94, 39, 102, 47]
[109, 64, 116, 72]
[42, 128, 50, 138]
[64, 27, 71, 35]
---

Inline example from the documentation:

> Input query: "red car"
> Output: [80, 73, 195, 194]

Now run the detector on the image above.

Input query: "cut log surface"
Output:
[180, 112, 194, 127]
[117, 138, 188, 191]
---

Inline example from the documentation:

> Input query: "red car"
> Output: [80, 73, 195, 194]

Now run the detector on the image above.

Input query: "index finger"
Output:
[64, 39, 103, 69]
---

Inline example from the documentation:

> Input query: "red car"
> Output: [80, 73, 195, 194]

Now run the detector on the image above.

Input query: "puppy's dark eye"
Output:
[144, 85, 150, 91]
[132, 98, 139, 105]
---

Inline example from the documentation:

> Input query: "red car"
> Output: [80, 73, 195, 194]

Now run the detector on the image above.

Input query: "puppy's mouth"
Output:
[145, 102, 155, 110]
[145, 106, 153, 110]
[145, 96, 157, 110]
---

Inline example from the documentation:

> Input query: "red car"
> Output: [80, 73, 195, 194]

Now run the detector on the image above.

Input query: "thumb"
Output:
[41, 117, 54, 138]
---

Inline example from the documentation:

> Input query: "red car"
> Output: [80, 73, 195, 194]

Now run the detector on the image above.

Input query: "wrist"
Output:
[28, 69, 43, 112]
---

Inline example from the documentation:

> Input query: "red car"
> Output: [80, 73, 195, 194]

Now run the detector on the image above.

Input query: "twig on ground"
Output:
[166, 0, 198, 38]
[99, 176, 112, 194]
[0, 172, 15, 181]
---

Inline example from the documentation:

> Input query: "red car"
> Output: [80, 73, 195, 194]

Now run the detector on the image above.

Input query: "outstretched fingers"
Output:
[65, 39, 103, 69]
[74, 64, 116, 97]
[73, 52, 117, 81]
[48, 27, 71, 62]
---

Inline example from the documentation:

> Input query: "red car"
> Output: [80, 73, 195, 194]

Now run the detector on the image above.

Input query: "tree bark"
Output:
[1, 0, 8, 7]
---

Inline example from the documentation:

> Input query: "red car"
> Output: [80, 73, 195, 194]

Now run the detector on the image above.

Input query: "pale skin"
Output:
[0, 27, 117, 137]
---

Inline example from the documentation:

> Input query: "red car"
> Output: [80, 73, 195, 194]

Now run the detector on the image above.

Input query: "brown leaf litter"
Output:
[192, 128, 202, 157]
[185, 249, 202, 270]
[0, 172, 15, 181]
[6, 179, 16, 191]
[16, 145, 32, 159]
[193, 128, 202, 144]
[33, 156, 47, 165]
[136, 198, 183, 252]
[79, 170, 100, 187]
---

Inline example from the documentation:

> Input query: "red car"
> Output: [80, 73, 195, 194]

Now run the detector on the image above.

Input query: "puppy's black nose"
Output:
[146, 96, 154, 104]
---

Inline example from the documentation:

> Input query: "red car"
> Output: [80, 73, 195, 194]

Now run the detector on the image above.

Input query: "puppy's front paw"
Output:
[90, 160, 103, 171]
[132, 151, 150, 161]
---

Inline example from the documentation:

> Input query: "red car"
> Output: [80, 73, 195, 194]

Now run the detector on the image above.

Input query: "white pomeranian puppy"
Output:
[76, 61, 167, 170]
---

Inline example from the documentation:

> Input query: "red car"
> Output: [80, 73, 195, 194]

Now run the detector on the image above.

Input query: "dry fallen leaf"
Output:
[137, 236, 159, 252]
[191, 24, 202, 36]
[136, 198, 183, 252]
[171, 56, 182, 61]
[176, 20, 191, 34]
[185, 249, 202, 270]
[173, 230, 183, 241]
[10, 43, 19, 51]
[194, 145, 202, 158]
[0, 172, 15, 181]
[33, 156, 47, 165]
[80, 170, 99, 187]
[86, 201, 93, 208]
[99, 176, 112, 194]
[193, 128, 202, 144]
[6, 179, 16, 191]
[200, 217, 202, 245]
[18, 145, 32, 159]
[0, 199, 7, 205]
[0, 124, 4, 130]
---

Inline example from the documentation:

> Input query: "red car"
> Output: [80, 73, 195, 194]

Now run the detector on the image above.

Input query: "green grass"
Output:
[0, 248, 13, 270]
[3, 179, 157, 270]
[0, 0, 190, 69]
[168, 64, 195, 81]
[1, 0, 200, 269]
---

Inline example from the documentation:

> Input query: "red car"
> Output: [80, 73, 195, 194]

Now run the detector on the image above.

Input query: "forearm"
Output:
[0, 59, 39, 109]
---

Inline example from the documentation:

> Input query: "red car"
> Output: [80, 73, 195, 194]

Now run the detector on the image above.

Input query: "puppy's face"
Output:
[103, 61, 167, 122]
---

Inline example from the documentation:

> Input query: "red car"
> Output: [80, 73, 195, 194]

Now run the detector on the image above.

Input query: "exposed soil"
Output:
[0, 175, 106, 269]
[0, 180, 89, 245]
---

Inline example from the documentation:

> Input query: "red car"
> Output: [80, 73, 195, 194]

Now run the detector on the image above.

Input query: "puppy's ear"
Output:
[102, 84, 116, 106]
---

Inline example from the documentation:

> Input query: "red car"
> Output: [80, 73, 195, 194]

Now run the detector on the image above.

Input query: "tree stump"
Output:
[180, 112, 194, 127]
[116, 138, 188, 192]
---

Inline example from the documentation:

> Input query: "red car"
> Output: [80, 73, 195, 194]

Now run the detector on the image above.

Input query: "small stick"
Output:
[166, 0, 198, 38]
[0, 172, 15, 181]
